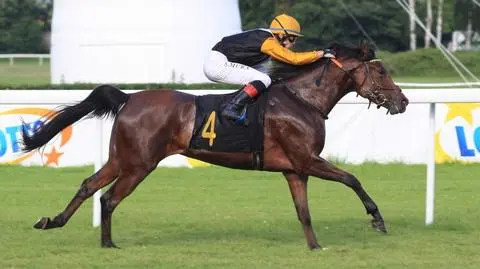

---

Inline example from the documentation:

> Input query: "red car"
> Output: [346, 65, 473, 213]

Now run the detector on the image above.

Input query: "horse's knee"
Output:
[100, 194, 110, 208]
[76, 180, 90, 199]
[77, 177, 101, 199]
[100, 193, 116, 214]
[343, 174, 362, 189]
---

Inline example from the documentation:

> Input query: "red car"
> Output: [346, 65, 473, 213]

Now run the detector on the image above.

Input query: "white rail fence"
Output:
[0, 54, 50, 66]
[396, 82, 480, 87]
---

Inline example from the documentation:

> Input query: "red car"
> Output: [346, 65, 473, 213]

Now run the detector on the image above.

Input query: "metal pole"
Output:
[426, 103, 436, 225]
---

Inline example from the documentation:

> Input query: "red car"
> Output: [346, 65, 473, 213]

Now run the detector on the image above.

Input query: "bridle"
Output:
[280, 56, 398, 119]
[329, 57, 398, 111]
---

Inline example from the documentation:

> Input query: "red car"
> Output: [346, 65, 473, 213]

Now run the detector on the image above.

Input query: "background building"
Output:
[50, 0, 242, 84]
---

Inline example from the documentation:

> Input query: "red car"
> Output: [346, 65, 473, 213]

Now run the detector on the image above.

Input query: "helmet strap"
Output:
[274, 17, 291, 39]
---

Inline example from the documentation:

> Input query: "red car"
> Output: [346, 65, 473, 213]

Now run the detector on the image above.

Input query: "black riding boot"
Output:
[222, 81, 266, 125]
[221, 89, 252, 122]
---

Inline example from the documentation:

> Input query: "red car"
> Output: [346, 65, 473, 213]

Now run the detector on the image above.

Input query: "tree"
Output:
[436, 0, 443, 44]
[290, 0, 410, 51]
[274, 0, 294, 14]
[425, 0, 433, 48]
[409, 0, 417, 50]
[35, 0, 53, 32]
[238, 0, 414, 52]
[454, 0, 480, 49]
[454, 0, 480, 31]
[238, 0, 275, 30]
[0, 0, 50, 53]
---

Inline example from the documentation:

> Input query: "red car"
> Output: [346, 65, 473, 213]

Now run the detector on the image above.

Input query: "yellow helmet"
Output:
[269, 14, 303, 37]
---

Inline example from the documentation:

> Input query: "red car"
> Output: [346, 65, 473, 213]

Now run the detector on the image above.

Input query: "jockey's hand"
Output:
[321, 48, 336, 58]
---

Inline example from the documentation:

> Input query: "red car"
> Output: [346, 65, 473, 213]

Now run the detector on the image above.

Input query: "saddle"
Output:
[188, 89, 268, 168]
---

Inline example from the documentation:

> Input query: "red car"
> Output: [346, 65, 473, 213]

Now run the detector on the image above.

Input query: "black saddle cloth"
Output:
[188, 89, 268, 154]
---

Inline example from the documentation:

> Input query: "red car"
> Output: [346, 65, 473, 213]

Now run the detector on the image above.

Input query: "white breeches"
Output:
[203, 50, 272, 88]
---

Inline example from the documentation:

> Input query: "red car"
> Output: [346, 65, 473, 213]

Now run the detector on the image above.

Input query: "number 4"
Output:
[201, 111, 217, 146]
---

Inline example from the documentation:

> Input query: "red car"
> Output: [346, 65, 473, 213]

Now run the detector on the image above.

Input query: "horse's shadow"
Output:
[121, 218, 395, 247]
[118, 216, 473, 248]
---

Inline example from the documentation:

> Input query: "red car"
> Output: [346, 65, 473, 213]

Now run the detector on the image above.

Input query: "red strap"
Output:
[331, 58, 344, 68]
[243, 84, 259, 97]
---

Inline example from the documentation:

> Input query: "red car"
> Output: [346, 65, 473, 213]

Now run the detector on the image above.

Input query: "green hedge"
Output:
[378, 48, 480, 77]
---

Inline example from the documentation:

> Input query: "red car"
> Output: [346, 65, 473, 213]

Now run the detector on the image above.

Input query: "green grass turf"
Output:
[0, 163, 479, 269]
[0, 59, 50, 87]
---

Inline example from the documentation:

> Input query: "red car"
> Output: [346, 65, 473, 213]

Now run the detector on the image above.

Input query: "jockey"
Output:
[203, 13, 335, 124]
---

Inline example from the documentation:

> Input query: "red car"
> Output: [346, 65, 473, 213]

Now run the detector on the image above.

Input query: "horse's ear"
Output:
[358, 40, 372, 61]
[327, 42, 339, 51]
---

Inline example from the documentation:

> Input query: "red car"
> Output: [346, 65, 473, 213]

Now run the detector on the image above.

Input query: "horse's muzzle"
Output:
[388, 96, 409, 115]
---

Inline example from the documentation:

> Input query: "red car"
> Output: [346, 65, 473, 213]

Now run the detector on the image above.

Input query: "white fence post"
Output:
[92, 118, 103, 227]
[426, 103, 436, 225]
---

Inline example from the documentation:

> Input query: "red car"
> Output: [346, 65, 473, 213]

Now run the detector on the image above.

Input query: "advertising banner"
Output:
[1, 90, 480, 167]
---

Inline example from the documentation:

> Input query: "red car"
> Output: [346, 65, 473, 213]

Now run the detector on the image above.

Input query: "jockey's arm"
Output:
[260, 37, 322, 65]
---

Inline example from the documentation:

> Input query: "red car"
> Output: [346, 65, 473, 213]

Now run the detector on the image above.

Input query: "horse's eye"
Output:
[379, 67, 386, 75]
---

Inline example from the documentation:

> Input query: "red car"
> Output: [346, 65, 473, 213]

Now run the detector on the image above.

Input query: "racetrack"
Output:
[1, 163, 479, 269]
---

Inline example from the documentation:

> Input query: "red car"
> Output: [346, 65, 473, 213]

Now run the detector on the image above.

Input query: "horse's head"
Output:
[329, 42, 409, 115]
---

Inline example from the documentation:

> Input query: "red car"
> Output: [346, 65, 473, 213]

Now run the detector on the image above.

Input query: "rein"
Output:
[276, 56, 392, 119]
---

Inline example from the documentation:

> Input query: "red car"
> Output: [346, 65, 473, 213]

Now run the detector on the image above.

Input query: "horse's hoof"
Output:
[101, 241, 120, 249]
[371, 219, 388, 234]
[33, 217, 51, 230]
[309, 244, 323, 251]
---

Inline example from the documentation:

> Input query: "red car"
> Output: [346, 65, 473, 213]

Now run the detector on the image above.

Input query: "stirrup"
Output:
[235, 106, 249, 126]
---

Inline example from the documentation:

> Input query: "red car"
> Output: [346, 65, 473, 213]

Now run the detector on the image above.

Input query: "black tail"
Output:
[21, 84, 130, 152]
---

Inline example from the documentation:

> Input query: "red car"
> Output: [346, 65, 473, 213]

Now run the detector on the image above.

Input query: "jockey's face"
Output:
[276, 34, 297, 49]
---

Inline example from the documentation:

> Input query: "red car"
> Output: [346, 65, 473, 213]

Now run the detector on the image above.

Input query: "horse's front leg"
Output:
[305, 156, 387, 233]
[283, 172, 322, 250]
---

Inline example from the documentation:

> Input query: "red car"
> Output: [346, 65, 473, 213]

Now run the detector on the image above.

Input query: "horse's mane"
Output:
[258, 41, 376, 81]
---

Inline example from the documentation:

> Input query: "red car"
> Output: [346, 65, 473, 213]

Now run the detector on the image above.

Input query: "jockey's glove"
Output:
[321, 48, 336, 58]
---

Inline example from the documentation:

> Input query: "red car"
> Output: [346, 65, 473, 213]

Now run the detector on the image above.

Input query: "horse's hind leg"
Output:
[100, 166, 155, 248]
[33, 159, 119, 230]
[305, 156, 387, 233]
[283, 172, 322, 250]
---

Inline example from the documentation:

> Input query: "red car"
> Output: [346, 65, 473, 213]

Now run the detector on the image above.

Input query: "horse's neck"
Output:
[320, 82, 351, 115]
[273, 75, 349, 117]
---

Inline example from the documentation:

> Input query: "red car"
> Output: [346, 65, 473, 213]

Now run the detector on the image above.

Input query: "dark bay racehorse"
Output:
[21, 42, 408, 250]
